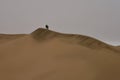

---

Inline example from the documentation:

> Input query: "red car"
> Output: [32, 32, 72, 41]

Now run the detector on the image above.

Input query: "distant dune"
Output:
[0, 28, 120, 80]
[0, 34, 27, 44]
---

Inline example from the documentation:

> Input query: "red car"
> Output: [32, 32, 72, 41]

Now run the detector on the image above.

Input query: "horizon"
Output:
[0, 27, 119, 46]
[0, 0, 120, 46]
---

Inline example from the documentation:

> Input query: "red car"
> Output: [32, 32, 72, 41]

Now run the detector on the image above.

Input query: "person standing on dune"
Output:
[45, 25, 49, 30]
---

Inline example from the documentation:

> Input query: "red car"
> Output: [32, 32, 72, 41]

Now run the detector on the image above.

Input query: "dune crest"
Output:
[31, 28, 116, 50]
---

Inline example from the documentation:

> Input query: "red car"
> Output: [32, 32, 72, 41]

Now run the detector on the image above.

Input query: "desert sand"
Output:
[117, 46, 120, 50]
[0, 28, 120, 80]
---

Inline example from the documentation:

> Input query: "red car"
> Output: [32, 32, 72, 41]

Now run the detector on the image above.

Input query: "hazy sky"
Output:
[0, 0, 120, 45]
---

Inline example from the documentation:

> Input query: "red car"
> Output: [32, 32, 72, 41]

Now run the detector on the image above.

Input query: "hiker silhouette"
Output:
[45, 25, 49, 30]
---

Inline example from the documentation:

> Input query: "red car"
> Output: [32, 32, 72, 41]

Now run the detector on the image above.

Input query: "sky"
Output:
[0, 0, 120, 45]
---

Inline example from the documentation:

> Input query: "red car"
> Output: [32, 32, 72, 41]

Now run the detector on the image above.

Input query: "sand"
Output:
[0, 28, 120, 80]
[117, 46, 120, 50]
[0, 34, 26, 44]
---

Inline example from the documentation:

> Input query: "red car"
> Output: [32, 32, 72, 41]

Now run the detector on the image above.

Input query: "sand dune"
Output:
[117, 46, 120, 49]
[115, 46, 120, 52]
[0, 28, 120, 80]
[0, 34, 26, 44]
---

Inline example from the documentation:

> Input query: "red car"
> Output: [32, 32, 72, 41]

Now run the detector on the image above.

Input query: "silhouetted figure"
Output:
[45, 25, 49, 30]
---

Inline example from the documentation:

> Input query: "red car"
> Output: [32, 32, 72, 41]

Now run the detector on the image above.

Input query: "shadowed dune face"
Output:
[31, 28, 109, 48]
[31, 28, 119, 52]
[0, 28, 120, 80]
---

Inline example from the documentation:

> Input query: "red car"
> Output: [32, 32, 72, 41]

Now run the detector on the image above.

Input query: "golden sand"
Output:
[0, 28, 120, 80]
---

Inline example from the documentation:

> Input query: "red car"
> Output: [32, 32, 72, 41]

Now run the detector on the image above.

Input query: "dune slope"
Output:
[0, 34, 26, 44]
[31, 28, 119, 52]
[0, 28, 120, 80]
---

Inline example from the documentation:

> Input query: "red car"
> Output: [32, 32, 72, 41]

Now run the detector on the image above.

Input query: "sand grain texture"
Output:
[0, 28, 120, 80]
